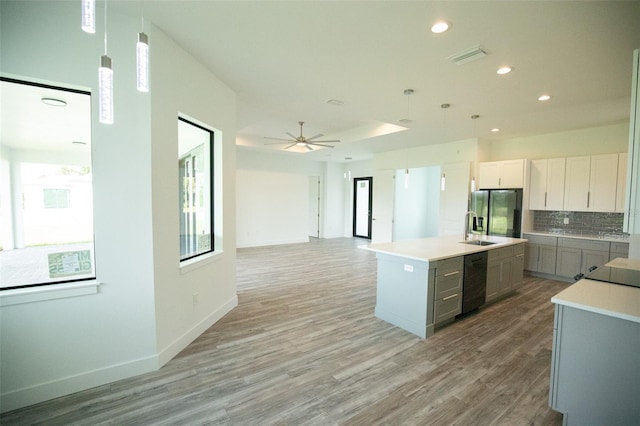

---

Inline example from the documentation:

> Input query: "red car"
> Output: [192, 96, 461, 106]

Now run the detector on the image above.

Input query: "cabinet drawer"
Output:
[488, 246, 515, 262]
[434, 293, 462, 324]
[610, 242, 629, 255]
[435, 256, 463, 277]
[523, 234, 558, 246]
[558, 237, 609, 252]
[435, 274, 463, 300]
[513, 243, 524, 256]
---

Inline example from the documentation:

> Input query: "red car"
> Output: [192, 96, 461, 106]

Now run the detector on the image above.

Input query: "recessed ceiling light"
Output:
[497, 66, 512, 75]
[72, 141, 87, 145]
[327, 99, 344, 106]
[431, 21, 450, 34]
[471, 115, 480, 119]
[441, 103, 451, 109]
[538, 94, 552, 101]
[41, 97, 67, 107]
[491, 128, 500, 132]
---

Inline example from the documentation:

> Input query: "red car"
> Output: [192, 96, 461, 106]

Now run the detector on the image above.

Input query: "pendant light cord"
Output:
[103, 0, 108, 55]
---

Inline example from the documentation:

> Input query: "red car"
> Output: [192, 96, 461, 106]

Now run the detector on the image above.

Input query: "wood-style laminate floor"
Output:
[2, 238, 569, 425]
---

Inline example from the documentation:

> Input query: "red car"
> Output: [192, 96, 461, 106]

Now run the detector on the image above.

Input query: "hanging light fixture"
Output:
[470, 176, 476, 192]
[136, 17, 149, 92]
[441, 173, 446, 191]
[399, 89, 414, 124]
[81, 0, 95, 33]
[99, 0, 113, 124]
[404, 168, 409, 189]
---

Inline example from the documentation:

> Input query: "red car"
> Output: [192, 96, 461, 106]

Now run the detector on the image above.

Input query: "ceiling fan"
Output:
[264, 121, 340, 151]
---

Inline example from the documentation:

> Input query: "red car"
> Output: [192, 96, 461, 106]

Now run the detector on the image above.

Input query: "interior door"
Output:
[308, 176, 320, 238]
[353, 177, 373, 239]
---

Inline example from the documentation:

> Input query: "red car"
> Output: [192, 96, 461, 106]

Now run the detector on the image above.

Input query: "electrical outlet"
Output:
[192, 292, 199, 306]
[563, 218, 569, 225]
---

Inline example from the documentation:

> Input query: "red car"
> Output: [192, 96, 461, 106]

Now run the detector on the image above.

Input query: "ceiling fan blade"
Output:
[313, 139, 340, 143]
[284, 143, 297, 149]
[264, 136, 294, 142]
[305, 144, 313, 151]
[286, 132, 299, 140]
[265, 141, 295, 146]
[305, 133, 324, 142]
[307, 143, 335, 148]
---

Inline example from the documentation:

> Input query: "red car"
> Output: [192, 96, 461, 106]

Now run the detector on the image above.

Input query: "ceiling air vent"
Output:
[448, 45, 488, 65]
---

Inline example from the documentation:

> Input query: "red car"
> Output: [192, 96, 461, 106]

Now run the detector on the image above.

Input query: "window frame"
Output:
[178, 116, 215, 263]
[0, 77, 95, 292]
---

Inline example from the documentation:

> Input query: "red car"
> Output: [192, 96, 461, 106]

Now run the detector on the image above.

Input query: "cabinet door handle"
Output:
[444, 271, 460, 277]
[587, 191, 590, 208]
[499, 177, 502, 187]
[516, 254, 524, 258]
[443, 294, 458, 301]
[544, 192, 547, 207]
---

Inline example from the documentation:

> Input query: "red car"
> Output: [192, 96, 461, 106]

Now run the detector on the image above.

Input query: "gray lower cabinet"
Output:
[609, 241, 630, 261]
[555, 238, 610, 278]
[524, 234, 557, 274]
[487, 244, 524, 302]
[549, 303, 640, 424]
[433, 256, 463, 324]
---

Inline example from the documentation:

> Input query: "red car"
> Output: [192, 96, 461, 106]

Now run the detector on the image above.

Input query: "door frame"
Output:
[353, 177, 373, 239]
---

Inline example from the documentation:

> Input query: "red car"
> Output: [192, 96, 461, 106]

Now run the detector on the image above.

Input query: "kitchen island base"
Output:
[374, 253, 436, 339]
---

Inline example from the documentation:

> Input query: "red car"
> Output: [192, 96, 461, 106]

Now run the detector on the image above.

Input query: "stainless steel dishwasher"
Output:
[461, 251, 488, 315]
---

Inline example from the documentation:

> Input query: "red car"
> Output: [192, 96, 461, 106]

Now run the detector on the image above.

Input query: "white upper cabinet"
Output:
[529, 158, 565, 210]
[617, 154, 628, 213]
[478, 159, 525, 189]
[564, 154, 618, 212]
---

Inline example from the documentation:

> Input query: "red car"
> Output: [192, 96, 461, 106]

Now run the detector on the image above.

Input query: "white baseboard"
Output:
[157, 294, 238, 366]
[1, 294, 239, 414]
[236, 237, 309, 248]
[1, 354, 159, 414]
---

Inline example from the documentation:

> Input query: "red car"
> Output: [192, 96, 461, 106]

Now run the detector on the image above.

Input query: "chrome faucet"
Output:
[463, 211, 478, 241]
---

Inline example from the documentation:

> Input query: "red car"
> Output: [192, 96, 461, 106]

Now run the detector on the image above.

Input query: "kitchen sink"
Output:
[460, 240, 496, 246]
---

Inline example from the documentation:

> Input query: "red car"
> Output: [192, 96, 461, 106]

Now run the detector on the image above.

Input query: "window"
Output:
[178, 117, 213, 261]
[0, 78, 94, 290]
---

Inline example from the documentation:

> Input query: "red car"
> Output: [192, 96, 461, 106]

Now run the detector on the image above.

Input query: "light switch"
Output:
[404, 264, 414, 272]
[564, 218, 569, 225]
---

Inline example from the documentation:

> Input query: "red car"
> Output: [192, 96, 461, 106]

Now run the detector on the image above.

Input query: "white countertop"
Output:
[523, 231, 630, 243]
[361, 235, 526, 262]
[552, 279, 640, 323]
[607, 257, 640, 271]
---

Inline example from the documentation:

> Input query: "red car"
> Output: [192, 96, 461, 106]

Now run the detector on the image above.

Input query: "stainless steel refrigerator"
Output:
[469, 189, 523, 238]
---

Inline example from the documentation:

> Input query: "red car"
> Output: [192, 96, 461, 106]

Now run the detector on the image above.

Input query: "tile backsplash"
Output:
[533, 211, 627, 237]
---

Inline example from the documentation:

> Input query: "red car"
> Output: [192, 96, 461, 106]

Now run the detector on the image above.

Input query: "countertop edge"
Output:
[551, 279, 640, 324]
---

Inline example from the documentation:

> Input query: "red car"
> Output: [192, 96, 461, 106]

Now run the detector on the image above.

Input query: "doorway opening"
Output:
[353, 177, 373, 239]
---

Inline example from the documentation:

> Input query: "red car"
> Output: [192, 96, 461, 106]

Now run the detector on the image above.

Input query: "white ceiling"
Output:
[4, 1, 640, 162]
[110, 0, 640, 162]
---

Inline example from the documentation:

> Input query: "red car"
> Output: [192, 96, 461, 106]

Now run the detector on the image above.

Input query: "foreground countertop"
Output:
[361, 235, 526, 262]
[551, 279, 640, 323]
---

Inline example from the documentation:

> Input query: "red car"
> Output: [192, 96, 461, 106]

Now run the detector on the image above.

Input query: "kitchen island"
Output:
[548, 260, 640, 425]
[363, 235, 527, 338]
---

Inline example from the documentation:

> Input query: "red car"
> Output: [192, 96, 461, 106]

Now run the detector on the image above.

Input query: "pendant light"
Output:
[81, 0, 95, 33]
[136, 17, 149, 92]
[99, 0, 113, 124]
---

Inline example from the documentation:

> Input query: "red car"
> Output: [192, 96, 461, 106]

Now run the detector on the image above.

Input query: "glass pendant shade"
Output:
[99, 55, 114, 124]
[81, 0, 96, 33]
[136, 32, 149, 92]
[440, 173, 446, 191]
[404, 169, 409, 189]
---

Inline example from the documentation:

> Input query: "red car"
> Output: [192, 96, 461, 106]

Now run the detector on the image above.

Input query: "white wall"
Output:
[371, 138, 478, 242]
[393, 166, 440, 241]
[148, 25, 237, 364]
[488, 122, 629, 160]
[236, 169, 309, 247]
[0, 0, 237, 411]
[236, 149, 348, 245]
